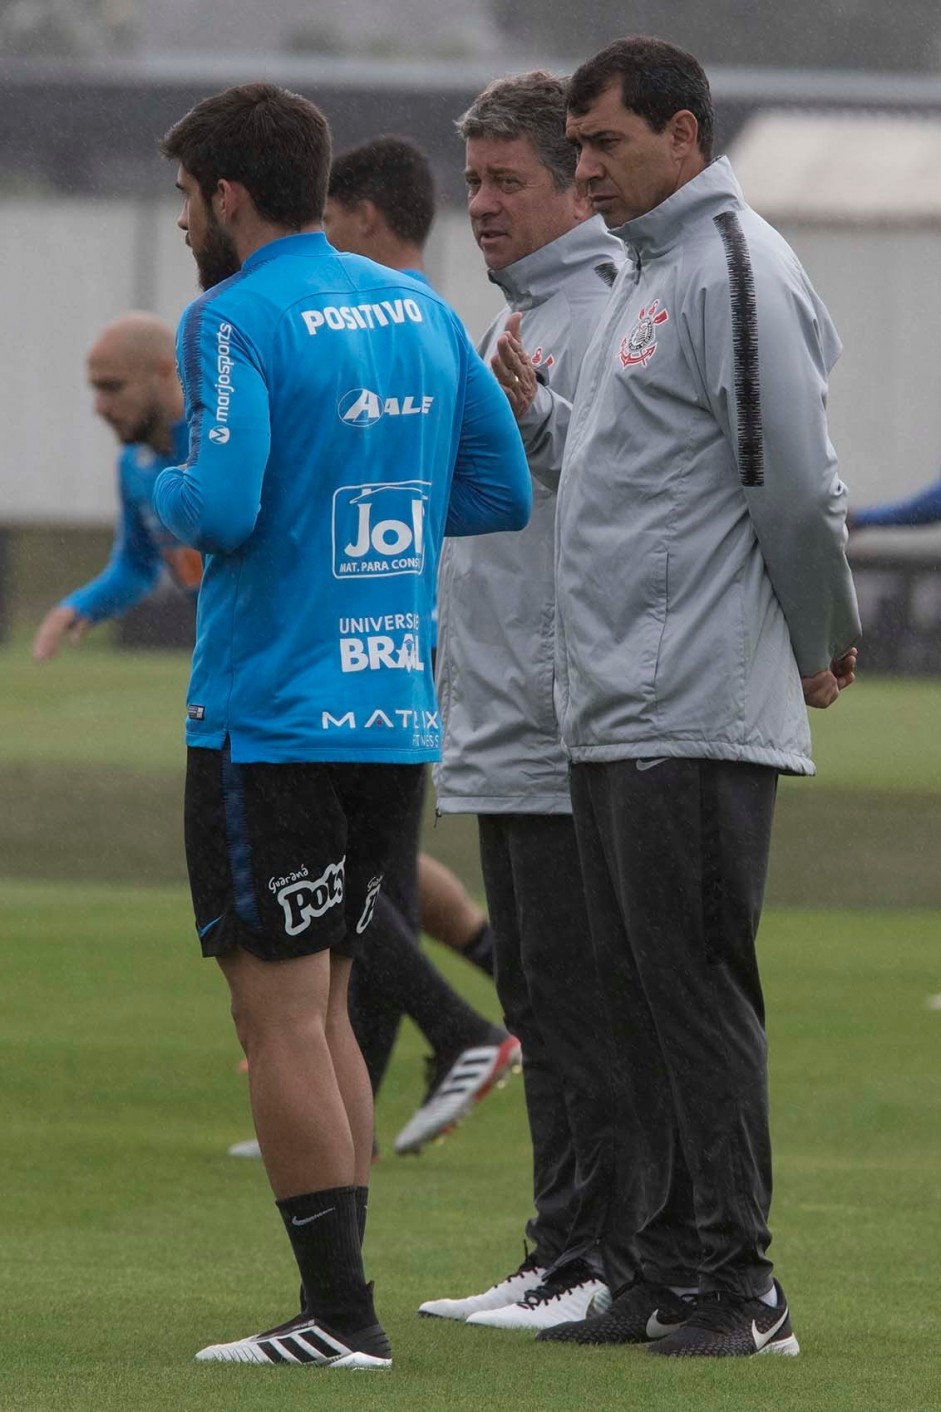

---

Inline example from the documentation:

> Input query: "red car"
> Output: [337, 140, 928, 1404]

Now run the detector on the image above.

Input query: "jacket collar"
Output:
[613, 157, 746, 260]
[488, 216, 621, 310]
[242, 231, 330, 271]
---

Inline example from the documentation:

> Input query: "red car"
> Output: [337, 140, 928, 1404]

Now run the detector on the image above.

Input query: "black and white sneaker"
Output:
[419, 1250, 546, 1321]
[647, 1280, 799, 1358]
[536, 1279, 693, 1344]
[394, 1029, 521, 1155]
[466, 1258, 610, 1331]
[194, 1310, 393, 1369]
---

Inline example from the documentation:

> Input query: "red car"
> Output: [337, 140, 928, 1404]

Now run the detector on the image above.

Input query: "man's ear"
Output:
[355, 199, 381, 236]
[572, 183, 595, 223]
[214, 177, 247, 222]
[155, 353, 177, 378]
[669, 109, 700, 160]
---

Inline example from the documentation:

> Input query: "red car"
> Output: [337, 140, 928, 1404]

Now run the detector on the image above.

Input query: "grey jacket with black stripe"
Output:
[553, 157, 860, 776]
[434, 217, 625, 813]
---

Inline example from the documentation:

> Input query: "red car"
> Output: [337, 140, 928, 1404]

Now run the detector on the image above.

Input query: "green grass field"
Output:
[2, 639, 940, 1411]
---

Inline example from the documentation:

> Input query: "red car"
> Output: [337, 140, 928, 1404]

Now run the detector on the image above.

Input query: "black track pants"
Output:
[569, 757, 777, 1297]
[478, 813, 620, 1273]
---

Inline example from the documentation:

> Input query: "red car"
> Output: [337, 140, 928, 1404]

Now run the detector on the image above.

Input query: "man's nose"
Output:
[575, 149, 602, 184]
[468, 183, 499, 219]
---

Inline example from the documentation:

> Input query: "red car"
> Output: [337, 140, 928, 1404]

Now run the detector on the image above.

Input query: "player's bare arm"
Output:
[31, 604, 90, 662]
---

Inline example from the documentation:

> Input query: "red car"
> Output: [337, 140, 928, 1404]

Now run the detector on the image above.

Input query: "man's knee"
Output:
[219, 946, 332, 1051]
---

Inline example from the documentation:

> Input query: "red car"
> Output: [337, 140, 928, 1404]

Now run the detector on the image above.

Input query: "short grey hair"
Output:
[456, 70, 575, 192]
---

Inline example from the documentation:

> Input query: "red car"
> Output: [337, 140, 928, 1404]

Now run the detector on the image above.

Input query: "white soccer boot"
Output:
[394, 1029, 521, 1155]
[195, 1309, 392, 1369]
[419, 1251, 547, 1321]
[466, 1259, 611, 1331]
[227, 1137, 262, 1158]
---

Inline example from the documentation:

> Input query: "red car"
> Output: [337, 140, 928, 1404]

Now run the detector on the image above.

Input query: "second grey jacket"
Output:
[435, 218, 624, 813]
[554, 159, 860, 776]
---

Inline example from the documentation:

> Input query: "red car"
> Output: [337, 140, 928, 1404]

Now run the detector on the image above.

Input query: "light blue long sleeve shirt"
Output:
[154, 232, 531, 764]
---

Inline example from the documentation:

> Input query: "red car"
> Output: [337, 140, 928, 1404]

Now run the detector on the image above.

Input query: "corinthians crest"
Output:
[619, 299, 669, 368]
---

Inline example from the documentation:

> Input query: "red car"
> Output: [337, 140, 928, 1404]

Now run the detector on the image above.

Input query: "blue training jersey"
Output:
[153, 232, 531, 765]
[63, 420, 199, 622]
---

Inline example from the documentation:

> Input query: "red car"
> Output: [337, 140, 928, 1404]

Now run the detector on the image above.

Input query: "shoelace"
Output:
[493, 1244, 542, 1292]
[520, 1263, 594, 1309]
[680, 1290, 753, 1332]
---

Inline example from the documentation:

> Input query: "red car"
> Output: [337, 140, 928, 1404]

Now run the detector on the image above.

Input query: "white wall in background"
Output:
[0, 197, 504, 524]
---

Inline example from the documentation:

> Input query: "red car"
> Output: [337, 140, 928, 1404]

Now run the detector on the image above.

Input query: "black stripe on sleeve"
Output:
[179, 271, 248, 471]
[713, 211, 764, 488]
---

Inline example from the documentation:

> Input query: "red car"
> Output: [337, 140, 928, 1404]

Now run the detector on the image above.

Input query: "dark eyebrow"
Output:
[575, 129, 617, 144]
[465, 166, 521, 180]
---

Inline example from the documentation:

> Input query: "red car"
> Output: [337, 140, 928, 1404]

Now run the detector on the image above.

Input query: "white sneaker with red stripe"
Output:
[394, 1029, 521, 1155]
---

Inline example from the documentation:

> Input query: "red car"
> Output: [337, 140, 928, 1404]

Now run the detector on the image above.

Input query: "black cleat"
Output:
[647, 1280, 799, 1358]
[536, 1279, 693, 1344]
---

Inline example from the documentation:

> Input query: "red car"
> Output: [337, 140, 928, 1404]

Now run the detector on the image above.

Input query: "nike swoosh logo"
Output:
[291, 1207, 335, 1226]
[636, 758, 669, 772]
[752, 1305, 789, 1351]
[646, 1310, 678, 1339]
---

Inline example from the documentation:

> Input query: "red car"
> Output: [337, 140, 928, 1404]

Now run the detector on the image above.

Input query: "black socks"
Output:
[354, 1184, 368, 1243]
[462, 920, 496, 977]
[278, 1185, 376, 1334]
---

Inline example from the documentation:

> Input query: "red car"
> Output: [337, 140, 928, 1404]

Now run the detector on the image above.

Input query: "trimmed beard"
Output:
[194, 210, 240, 291]
[118, 406, 163, 446]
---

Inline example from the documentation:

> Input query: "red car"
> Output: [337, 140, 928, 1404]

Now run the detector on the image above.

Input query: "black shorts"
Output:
[184, 744, 425, 962]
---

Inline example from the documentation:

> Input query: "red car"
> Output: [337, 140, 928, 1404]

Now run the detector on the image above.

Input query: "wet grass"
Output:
[2, 641, 940, 906]
[0, 884, 938, 1412]
[1, 642, 940, 1408]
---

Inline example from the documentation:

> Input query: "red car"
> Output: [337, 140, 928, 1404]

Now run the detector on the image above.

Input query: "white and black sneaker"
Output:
[419, 1250, 546, 1322]
[194, 1311, 392, 1369]
[536, 1279, 693, 1344]
[647, 1280, 799, 1358]
[394, 1029, 521, 1155]
[465, 1258, 611, 1331]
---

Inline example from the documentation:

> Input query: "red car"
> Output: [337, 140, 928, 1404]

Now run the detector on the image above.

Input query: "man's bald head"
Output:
[90, 311, 177, 368]
[87, 311, 183, 450]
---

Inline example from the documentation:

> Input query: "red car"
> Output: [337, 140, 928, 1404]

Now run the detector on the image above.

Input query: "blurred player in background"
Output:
[32, 313, 193, 661]
[323, 134, 516, 1159]
[848, 474, 941, 531]
[155, 82, 530, 1370]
